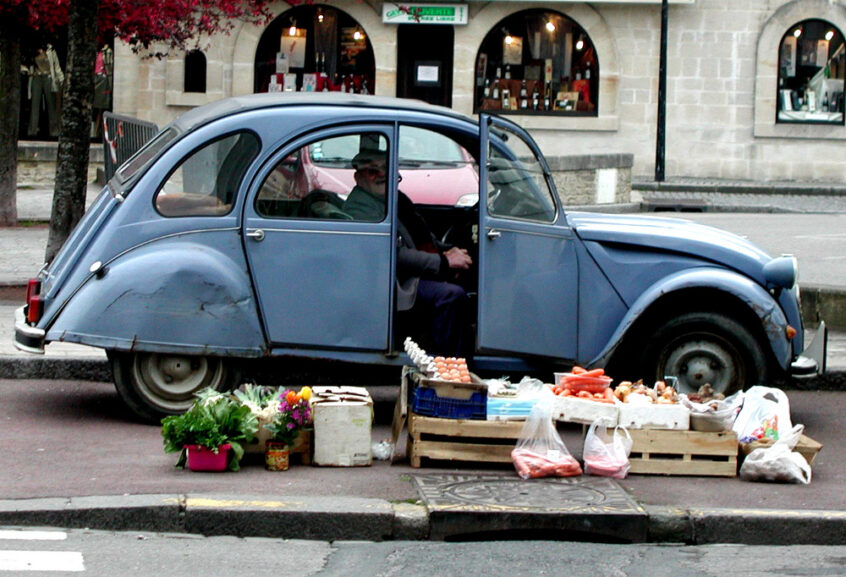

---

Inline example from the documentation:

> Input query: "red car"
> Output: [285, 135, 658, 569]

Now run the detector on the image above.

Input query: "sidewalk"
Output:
[2, 181, 845, 545]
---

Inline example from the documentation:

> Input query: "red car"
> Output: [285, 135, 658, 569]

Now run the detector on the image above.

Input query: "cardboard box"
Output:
[618, 403, 690, 430]
[740, 434, 822, 466]
[311, 386, 373, 467]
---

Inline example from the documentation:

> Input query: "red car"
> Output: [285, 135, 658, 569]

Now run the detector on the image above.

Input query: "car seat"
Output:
[298, 190, 354, 220]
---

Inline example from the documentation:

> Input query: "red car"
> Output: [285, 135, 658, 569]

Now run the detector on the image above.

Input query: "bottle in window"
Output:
[543, 81, 551, 110]
[492, 76, 501, 102]
[519, 79, 528, 110]
[505, 64, 511, 80]
[502, 83, 511, 109]
[531, 83, 540, 110]
[822, 92, 829, 112]
[483, 78, 491, 99]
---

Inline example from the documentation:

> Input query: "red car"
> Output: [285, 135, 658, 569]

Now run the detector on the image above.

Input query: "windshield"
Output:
[115, 127, 180, 185]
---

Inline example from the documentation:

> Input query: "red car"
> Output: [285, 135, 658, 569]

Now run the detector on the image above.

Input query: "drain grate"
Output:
[413, 473, 642, 513]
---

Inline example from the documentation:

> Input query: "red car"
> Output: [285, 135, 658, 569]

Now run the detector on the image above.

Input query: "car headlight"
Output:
[763, 254, 798, 290]
[455, 193, 479, 208]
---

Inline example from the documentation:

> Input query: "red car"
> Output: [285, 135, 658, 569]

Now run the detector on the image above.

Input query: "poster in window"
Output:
[415, 61, 440, 87]
[503, 36, 523, 66]
[780, 36, 796, 78]
[801, 39, 818, 66]
[477, 53, 487, 86]
[816, 40, 830, 68]
[281, 30, 307, 69]
[340, 28, 366, 69]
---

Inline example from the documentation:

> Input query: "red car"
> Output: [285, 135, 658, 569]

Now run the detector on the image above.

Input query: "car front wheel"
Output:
[640, 312, 768, 396]
[111, 352, 239, 423]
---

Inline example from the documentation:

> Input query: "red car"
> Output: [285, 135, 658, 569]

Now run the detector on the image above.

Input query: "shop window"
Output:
[474, 10, 598, 116]
[156, 132, 259, 217]
[777, 19, 844, 125]
[254, 6, 375, 94]
[184, 50, 207, 93]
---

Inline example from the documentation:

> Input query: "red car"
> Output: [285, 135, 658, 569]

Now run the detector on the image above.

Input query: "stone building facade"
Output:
[110, 0, 846, 185]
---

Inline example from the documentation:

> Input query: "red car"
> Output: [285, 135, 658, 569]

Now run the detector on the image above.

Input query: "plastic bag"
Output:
[682, 391, 744, 432]
[511, 402, 582, 479]
[583, 420, 633, 479]
[739, 424, 811, 484]
[732, 386, 792, 443]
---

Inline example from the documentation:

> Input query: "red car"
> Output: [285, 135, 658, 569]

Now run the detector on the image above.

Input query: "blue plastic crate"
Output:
[412, 386, 487, 420]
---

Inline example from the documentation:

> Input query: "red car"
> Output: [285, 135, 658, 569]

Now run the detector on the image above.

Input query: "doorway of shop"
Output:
[396, 24, 454, 107]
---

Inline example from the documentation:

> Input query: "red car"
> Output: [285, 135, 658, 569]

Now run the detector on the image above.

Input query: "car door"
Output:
[243, 126, 395, 351]
[477, 114, 578, 360]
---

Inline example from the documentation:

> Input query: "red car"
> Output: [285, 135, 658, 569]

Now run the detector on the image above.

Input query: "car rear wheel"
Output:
[111, 352, 239, 423]
[640, 312, 768, 396]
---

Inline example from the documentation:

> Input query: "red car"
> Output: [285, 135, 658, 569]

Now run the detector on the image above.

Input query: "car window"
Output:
[116, 127, 179, 185]
[155, 131, 259, 217]
[256, 132, 388, 221]
[487, 126, 556, 223]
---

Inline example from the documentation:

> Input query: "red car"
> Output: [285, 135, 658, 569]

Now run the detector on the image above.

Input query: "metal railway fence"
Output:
[102, 112, 159, 181]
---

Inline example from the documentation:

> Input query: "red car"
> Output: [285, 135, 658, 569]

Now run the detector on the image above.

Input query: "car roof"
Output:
[172, 92, 476, 134]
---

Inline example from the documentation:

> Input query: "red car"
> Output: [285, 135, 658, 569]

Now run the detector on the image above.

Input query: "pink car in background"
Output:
[296, 126, 480, 207]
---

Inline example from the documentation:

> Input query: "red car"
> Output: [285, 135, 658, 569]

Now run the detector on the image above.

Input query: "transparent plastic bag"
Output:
[739, 424, 811, 484]
[732, 386, 792, 443]
[511, 402, 582, 479]
[583, 420, 633, 479]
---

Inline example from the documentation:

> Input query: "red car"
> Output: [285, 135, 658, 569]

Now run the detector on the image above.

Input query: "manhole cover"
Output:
[413, 473, 643, 514]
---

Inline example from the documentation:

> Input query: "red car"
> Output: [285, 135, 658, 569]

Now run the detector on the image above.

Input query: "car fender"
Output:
[588, 267, 791, 369]
[45, 237, 266, 356]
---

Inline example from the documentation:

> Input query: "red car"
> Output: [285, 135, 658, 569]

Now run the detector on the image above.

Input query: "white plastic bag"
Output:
[583, 420, 633, 479]
[511, 402, 582, 479]
[732, 386, 792, 443]
[682, 391, 744, 432]
[739, 424, 811, 484]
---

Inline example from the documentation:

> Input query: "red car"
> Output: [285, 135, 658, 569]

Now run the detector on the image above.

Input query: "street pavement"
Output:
[1, 182, 846, 545]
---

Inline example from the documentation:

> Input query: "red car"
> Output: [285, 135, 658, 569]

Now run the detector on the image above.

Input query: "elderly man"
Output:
[345, 149, 473, 355]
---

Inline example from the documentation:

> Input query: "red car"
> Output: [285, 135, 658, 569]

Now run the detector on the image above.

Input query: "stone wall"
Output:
[547, 153, 634, 206]
[17, 142, 104, 188]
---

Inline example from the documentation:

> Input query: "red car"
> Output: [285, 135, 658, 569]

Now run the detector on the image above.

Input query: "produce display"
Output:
[551, 366, 615, 403]
[404, 338, 472, 383]
[614, 379, 679, 404]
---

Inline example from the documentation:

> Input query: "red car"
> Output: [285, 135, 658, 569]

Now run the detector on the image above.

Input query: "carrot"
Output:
[580, 368, 606, 378]
[571, 366, 587, 374]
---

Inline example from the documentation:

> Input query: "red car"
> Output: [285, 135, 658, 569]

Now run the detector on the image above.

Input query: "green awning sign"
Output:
[381, 4, 468, 25]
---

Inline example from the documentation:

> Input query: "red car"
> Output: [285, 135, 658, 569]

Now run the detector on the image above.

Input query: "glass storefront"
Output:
[777, 19, 845, 125]
[254, 6, 375, 95]
[474, 9, 598, 116]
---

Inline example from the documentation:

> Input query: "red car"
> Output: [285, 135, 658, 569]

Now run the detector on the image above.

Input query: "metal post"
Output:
[655, 0, 669, 182]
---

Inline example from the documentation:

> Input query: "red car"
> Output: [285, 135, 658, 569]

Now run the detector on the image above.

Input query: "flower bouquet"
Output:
[264, 387, 313, 470]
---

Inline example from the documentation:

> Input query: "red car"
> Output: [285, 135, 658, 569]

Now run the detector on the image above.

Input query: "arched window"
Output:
[474, 10, 598, 116]
[777, 19, 844, 125]
[184, 50, 207, 93]
[254, 6, 375, 94]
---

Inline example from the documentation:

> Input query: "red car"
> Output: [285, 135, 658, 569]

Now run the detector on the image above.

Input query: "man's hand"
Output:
[445, 247, 473, 270]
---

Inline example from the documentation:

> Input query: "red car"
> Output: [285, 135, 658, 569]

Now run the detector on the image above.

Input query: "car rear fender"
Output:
[44, 236, 265, 356]
[588, 267, 792, 370]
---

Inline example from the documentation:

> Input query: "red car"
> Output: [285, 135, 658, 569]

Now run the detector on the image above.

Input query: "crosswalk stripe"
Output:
[0, 551, 85, 572]
[0, 531, 67, 541]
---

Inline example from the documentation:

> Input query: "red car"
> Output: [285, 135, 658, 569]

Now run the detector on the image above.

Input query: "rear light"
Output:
[25, 279, 43, 324]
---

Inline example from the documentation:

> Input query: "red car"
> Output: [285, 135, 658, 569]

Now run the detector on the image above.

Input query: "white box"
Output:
[311, 386, 373, 466]
[618, 403, 690, 430]
[554, 396, 619, 426]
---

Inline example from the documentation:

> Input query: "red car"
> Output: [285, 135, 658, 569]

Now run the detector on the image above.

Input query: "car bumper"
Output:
[14, 306, 45, 355]
[790, 321, 827, 378]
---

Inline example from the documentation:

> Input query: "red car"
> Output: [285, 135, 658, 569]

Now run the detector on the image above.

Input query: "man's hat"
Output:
[351, 148, 387, 170]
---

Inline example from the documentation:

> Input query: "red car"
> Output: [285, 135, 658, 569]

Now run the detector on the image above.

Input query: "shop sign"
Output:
[381, 4, 468, 25]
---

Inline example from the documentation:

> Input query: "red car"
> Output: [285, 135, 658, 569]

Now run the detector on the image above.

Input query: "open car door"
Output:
[477, 114, 579, 361]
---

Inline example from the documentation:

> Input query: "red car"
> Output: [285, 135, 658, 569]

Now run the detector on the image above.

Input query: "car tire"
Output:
[640, 311, 768, 395]
[111, 351, 240, 423]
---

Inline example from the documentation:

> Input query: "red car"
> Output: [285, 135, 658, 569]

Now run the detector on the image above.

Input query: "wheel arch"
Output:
[594, 268, 792, 375]
[45, 238, 266, 356]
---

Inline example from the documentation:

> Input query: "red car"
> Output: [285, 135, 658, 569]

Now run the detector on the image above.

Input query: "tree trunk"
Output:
[0, 22, 22, 227]
[45, 0, 101, 263]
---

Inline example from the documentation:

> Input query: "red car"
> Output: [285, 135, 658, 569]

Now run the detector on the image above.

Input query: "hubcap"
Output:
[660, 338, 739, 395]
[131, 353, 225, 411]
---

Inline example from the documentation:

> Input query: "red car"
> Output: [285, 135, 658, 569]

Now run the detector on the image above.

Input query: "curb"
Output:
[1, 495, 844, 545]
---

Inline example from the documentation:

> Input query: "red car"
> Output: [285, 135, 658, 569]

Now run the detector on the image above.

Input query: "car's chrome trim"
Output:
[259, 227, 390, 237]
[13, 306, 45, 355]
[791, 321, 827, 378]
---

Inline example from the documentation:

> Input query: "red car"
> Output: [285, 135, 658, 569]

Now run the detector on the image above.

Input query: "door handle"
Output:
[486, 228, 501, 240]
[246, 229, 265, 242]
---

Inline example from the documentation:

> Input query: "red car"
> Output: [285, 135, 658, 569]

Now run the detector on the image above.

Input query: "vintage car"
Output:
[14, 93, 825, 422]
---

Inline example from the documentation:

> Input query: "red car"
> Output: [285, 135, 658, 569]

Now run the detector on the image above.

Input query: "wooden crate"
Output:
[407, 413, 524, 468]
[628, 429, 738, 477]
